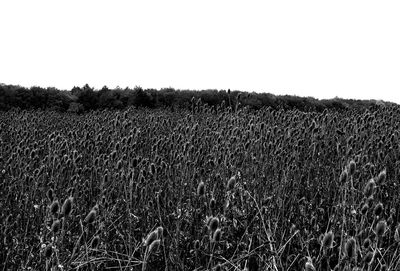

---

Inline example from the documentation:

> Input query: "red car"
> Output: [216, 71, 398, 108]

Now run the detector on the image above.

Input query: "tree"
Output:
[67, 102, 85, 114]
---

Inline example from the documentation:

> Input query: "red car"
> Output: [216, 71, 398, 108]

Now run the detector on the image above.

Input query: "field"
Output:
[1, 102, 400, 270]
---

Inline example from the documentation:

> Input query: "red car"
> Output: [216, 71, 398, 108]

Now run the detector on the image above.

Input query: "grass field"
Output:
[1, 102, 400, 270]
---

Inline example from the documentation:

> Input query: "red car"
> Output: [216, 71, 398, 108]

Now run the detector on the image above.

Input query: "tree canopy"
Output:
[0, 83, 393, 113]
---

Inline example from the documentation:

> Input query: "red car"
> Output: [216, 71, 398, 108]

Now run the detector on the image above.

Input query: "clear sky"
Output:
[1, 1, 400, 103]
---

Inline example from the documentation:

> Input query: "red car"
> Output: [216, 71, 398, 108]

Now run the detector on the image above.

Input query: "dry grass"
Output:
[1, 102, 400, 270]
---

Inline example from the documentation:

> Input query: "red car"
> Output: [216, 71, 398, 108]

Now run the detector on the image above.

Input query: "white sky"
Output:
[1, 1, 400, 103]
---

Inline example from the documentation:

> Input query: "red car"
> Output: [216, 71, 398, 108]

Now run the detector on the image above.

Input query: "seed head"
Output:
[61, 197, 73, 217]
[197, 181, 205, 196]
[305, 260, 316, 271]
[374, 202, 384, 217]
[47, 189, 54, 202]
[349, 160, 356, 176]
[227, 176, 236, 190]
[148, 239, 160, 254]
[132, 158, 138, 168]
[376, 220, 387, 238]
[209, 217, 219, 232]
[212, 228, 222, 243]
[84, 209, 97, 225]
[364, 179, 376, 198]
[261, 206, 267, 215]
[144, 230, 158, 247]
[377, 169, 386, 184]
[339, 170, 348, 184]
[345, 237, 356, 260]
[6, 215, 12, 224]
[361, 204, 369, 215]
[44, 245, 53, 259]
[50, 200, 60, 216]
[51, 219, 61, 234]
[194, 240, 200, 250]
[150, 163, 156, 175]
[117, 159, 123, 170]
[394, 225, 400, 243]
[366, 196, 374, 207]
[156, 226, 164, 239]
[322, 231, 334, 249]
[92, 204, 99, 213]
[91, 235, 100, 249]
[210, 197, 216, 212]
[363, 238, 371, 249]
[363, 251, 374, 265]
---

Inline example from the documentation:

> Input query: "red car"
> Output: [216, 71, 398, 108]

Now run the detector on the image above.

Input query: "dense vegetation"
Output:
[0, 83, 391, 113]
[1, 100, 400, 270]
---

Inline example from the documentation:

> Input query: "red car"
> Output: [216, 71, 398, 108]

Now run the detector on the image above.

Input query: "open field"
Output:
[1, 103, 400, 270]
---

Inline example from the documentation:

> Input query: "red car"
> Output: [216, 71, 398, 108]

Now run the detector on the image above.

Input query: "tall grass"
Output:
[0, 104, 400, 270]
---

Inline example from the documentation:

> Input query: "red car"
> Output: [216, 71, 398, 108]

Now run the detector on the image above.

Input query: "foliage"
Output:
[0, 83, 393, 112]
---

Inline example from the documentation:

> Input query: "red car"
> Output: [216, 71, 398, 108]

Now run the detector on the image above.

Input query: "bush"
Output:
[67, 102, 85, 114]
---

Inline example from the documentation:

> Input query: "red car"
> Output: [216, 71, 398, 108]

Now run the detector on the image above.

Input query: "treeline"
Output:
[0, 83, 392, 113]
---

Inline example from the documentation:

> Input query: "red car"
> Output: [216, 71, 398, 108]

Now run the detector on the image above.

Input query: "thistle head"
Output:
[363, 238, 371, 249]
[49, 200, 60, 216]
[84, 209, 97, 225]
[144, 230, 158, 247]
[305, 259, 316, 271]
[209, 217, 219, 233]
[364, 179, 376, 198]
[377, 169, 386, 184]
[394, 225, 400, 243]
[61, 196, 73, 217]
[376, 220, 387, 238]
[44, 245, 53, 259]
[361, 203, 369, 216]
[366, 196, 374, 207]
[345, 237, 356, 260]
[363, 251, 374, 265]
[349, 160, 356, 176]
[197, 181, 205, 197]
[227, 176, 236, 190]
[148, 239, 160, 254]
[374, 202, 384, 217]
[194, 240, 200, 250]
[47, 188, 54, 202]
[339, 170, 348, 184]
[156, 226, 164, 239]
[322, 231, 334, 249]
[210, 197, 216, 212]
[212, 228, 222, 243]
[51, 219, 61, 234]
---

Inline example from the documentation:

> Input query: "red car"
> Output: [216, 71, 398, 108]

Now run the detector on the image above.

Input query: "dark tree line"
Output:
[0, 83, 392, 113]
